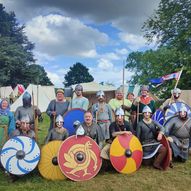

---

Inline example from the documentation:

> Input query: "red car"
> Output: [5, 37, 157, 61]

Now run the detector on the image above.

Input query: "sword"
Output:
[142, 142, 160, 147]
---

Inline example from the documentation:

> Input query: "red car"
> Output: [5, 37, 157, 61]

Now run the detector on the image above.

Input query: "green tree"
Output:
[0, 4, 52, 87]
[126, 0, 191, 98]
[63, 63, 94, 87]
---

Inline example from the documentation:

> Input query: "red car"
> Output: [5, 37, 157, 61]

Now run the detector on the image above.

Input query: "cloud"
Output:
[2, 0, 160, 34]
[97, 59, 114, 71]
[25, 14, 108, 57]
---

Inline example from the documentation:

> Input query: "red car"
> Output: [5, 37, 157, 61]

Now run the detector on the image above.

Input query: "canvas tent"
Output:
[71, 82, 116, 105]
[10, 84, 56, 112]
[0, 86, 13, 98]
[180, 90, 191, 107]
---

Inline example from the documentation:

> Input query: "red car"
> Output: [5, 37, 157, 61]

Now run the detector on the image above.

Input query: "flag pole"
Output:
[122, 60, 125, 106]
[169, 66, 184, 106]
[174, 66, 184, 89]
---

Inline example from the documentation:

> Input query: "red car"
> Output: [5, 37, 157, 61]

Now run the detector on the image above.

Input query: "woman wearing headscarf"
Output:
[0, 99, 15, 147]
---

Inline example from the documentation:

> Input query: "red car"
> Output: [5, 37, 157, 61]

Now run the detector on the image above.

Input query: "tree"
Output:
[63, 63, 94, 87]
[126, 0, 191, 98]
[0, 4, 52, 87]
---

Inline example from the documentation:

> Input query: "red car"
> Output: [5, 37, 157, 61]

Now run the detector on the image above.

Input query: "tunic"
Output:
[165, 116, 191, 160]
[70, 97, 89, 111]
[45, 127, 69, 144]
[81, 122, 103, 144]
[108, 98, 132, 121]
[92, 102, 113, 140]
[46, 99, 69, 130]
[132, 96, 155, 121]
[15, 106, 41, 130]
[136, 120, 164, 159]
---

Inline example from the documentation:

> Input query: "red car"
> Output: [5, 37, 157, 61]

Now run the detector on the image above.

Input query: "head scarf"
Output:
[0, 99, 10, 116]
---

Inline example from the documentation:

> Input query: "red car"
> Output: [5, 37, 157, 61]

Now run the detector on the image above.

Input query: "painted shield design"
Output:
[38, 141, 66, 180]
[160, 135, 171, 170]
[58, 135, 102, 181]
[152, 109, 164, 125]
[64, 108, 85, 136]
[0, 136, 40, 175]
[165, 102, 191, 121]
[110, 134, 143, 174]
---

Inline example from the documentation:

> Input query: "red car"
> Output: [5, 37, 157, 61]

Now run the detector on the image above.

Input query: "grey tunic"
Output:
[11, 129, 35, 139]
[81, 122, 104, 144]
[165, 116, 191, 160]
[15, 106, 41, 130]
[46, 100, 69, 130]
[45, 128, 69, 144]
[91, 103, 113, 140]
[136, 120, 164, 159]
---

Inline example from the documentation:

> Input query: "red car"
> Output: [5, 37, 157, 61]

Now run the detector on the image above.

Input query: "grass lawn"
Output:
[0, 113, 191, 191]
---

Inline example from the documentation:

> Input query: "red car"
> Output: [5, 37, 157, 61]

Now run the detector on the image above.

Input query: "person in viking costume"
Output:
[108, 87, 132, 122]
[136, 106, 167, 170]
[0, 99, 15, 148]
[160, 88, 185, 111]
[92, 90, 113, 148]
[80, 111, 103, 146]
[165, 105, 191, 162]
[11, 115, 35, 139]
[131, 85, 155, 129]
[101, 108, 133, 161]
[15, 92, 42, 130]
[45, 115, 69, 144]
[46, 89, 70, 131]
[70, 84, 89, 111]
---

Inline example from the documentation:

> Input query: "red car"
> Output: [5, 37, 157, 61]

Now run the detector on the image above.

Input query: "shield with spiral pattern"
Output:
[58, 135, 102, 181]
[0, 136, 40, 175]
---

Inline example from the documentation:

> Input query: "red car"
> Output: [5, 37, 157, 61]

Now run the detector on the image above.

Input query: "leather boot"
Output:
[153, 145, 167, 170]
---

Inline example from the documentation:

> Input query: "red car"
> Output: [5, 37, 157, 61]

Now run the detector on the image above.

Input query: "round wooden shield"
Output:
[165, 102, 191, 121]
[160, 135, 171, 170]
[58, 135, 102, 181]
[64, 108, 85, 136]
[38, 141, 66, 180]
[0, 136, 40, 175]
[152, 109, 164, 125]
[110, 134, 143, 174]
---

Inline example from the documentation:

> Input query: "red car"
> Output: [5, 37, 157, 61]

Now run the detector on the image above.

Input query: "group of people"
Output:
[0, 83, 191, 176]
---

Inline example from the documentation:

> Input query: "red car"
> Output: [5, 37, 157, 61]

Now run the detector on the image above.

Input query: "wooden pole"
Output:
[122, 61, 125, 106]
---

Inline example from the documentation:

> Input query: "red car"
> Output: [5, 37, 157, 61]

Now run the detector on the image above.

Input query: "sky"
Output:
[1, 0, 160, 88]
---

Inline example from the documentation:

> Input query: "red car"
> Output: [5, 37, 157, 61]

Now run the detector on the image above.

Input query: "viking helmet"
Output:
[22, 91, 31, 108]
[56, 115, 64, 123]
[141, 85, 149, 92]
[179, 104, 187, 113]
[142, 106, 152, 113]
[20, 115, 30, 123]
[115, 107, 125, 116]
[96, 90, 105, 98]
[73, 120, 81, 128]
[75, 84, 83, 91]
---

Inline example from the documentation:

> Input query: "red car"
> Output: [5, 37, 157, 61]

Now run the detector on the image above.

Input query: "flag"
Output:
[162, 71, 181, 81]
[17, 84, 25, 94]
[149, 71, 181, 85]
[149, 78, 164, 84]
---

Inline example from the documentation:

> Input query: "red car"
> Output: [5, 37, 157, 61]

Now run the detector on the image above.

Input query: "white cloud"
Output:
[25, 14, 109, 57]
[115, 48, 129, 56]
[119, 32, 149, 51]
[97, 59, 114, 71]
[47, 71, 64, 87]
[90, 64, 133, 87]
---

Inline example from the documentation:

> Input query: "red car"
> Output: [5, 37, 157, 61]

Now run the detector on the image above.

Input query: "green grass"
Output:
[1, 113, 191, 191]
